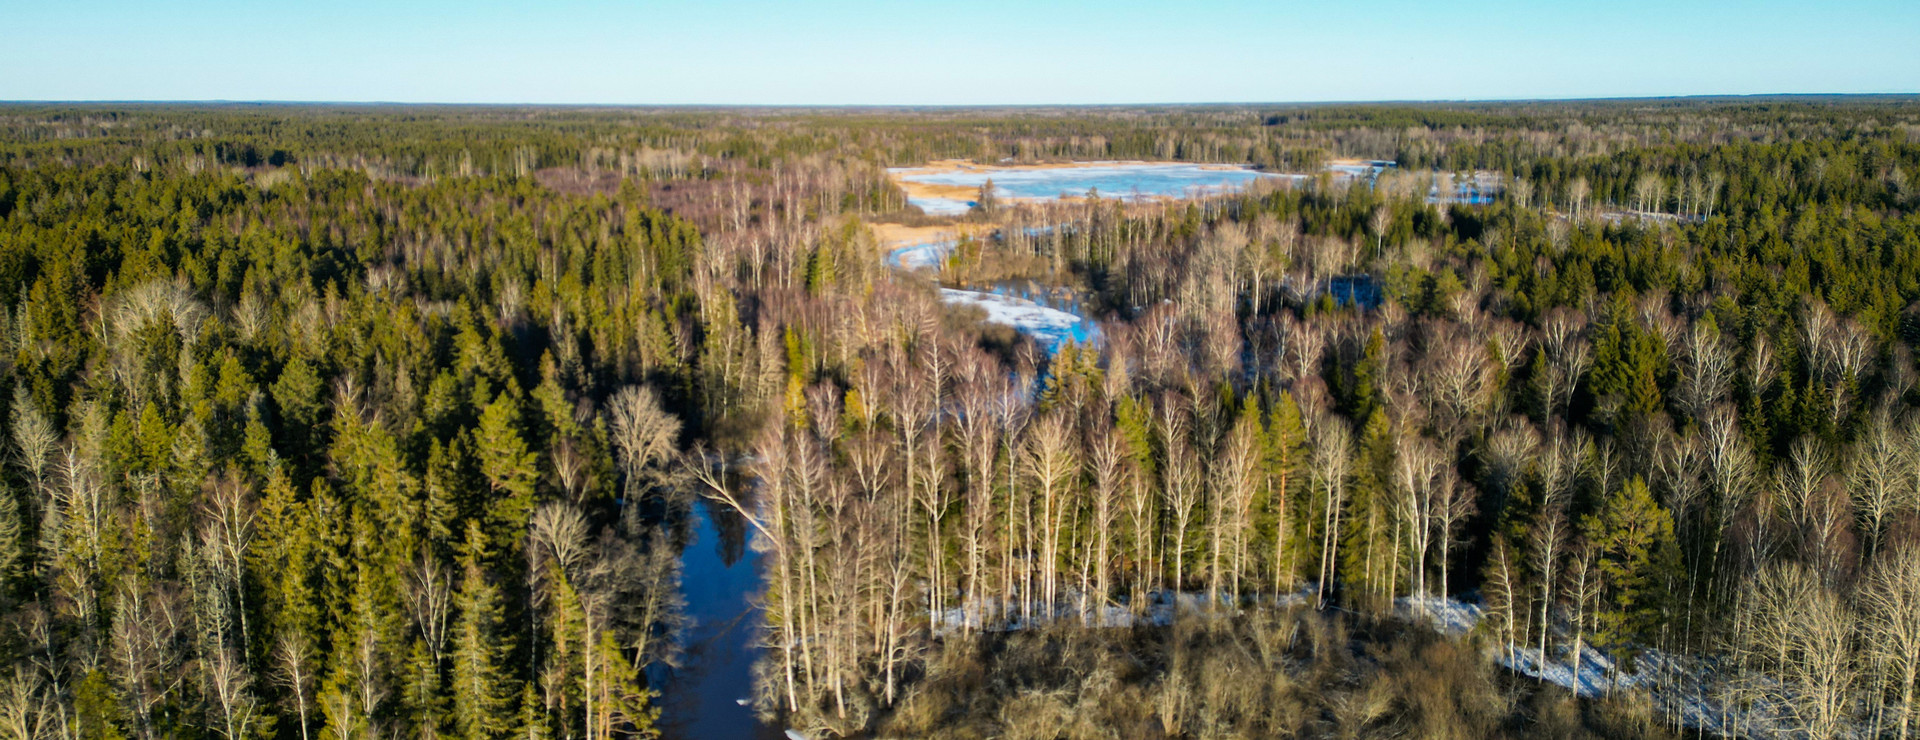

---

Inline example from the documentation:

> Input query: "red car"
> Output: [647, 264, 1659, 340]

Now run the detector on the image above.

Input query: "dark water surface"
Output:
[655, 498, 783, 739]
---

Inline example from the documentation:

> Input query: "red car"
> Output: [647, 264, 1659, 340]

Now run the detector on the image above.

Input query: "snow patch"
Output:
[940, 288, 1089, 348]
[1415, 596, 1789, 737]
[916, 586, 1771, 738]
[1394, 595, 1482, 636]
[907, 196, 974, 216]
[887, 239, 954, 270]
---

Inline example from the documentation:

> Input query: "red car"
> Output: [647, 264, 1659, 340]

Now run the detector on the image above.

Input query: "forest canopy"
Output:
[0, 98, 1918, 739]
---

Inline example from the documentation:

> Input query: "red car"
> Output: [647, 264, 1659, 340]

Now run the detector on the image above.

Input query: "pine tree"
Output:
[423, 438, 469, 547]
[272, 356, 328, 472]
[588, 632, 657, 739]
[1591, 294, 1667, 419]
[253, 471, 321, 638]
[1347, 328, 1387, 419]
[1582, 476, 1682, 650]
[1340, 408, 1397, 608]
[451, 526, 513, 740]
[1115, 396, 1157, 479]
[1263, 391, 1307, 593]
[402, 638, 448, 739]
[515, 682, 551, 740]
[75, 670, 128, 740]
[474, 393, 539, 542]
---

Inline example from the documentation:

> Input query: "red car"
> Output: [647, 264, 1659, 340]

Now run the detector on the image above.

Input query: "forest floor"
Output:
[906, 590, 1789, 738]
[1396, 595, 1799, 738]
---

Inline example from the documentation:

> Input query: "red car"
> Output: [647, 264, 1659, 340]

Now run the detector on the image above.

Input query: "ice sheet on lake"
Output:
[940, 288, 1086, 348]
[908, 196, 974, 216]
[900, 163, 1280, 203]
[1326, 161, 1396, 179]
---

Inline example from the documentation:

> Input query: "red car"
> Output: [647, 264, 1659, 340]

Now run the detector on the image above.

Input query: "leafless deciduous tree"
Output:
[1743, 561, 1857, 740]
[1311, 418, 1351, 609]
[1850, 411, 1904, 563]
[1530, 424, 1582, 665]
[1567, 177, 1591, 220]
[0, 669, 54, 740]
[1676, 318, 1734, 420]
[1023, 412, 1078, 617]
[1392, 430, 1444, 605]
[1864, 545, 1920, 740]
[608, 385, 681, 500]
[203, 646, 260, 740]
[274, 633, 316, 740]
[1703, 405, 1758, 591]
[1536, 308, 1592, 419]
[1634, 172, 1667, 214]
[1424, 324, 1491, 437]
[1483, 535, 1525, 667]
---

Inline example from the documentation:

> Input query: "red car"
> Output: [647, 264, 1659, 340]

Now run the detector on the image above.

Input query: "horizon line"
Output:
[4, 92, 1920, 109]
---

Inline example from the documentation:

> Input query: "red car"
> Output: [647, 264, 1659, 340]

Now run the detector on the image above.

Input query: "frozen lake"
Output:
[893, 162, 1282, 214]
[894, 160, 1501, 216]
[907, 197, 974, 216]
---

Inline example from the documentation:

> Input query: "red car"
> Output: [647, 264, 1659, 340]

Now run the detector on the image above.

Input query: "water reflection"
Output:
[654, 496, 782, 740]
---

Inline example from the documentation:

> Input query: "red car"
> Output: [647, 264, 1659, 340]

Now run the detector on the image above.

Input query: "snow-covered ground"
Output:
[1326, 161, 1395, 179]
[907, 196, 973, 216]
[896, 161, 1504, 217]
[1396, 595, 1803, 738]
[908, 587, 1792, 737]
[940, 288, 1090, 348]
[887, 239, 954, 269]
[930, 595, 1174, 634]
[1492, 642, 1775, 735]
[1393, 595, 1482, 636]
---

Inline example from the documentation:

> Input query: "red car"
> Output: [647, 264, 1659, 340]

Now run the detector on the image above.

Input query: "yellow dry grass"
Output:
[870, 222, 992, 251]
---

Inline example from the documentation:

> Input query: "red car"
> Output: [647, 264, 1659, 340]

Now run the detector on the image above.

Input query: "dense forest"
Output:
[1, 98, 1919, 739]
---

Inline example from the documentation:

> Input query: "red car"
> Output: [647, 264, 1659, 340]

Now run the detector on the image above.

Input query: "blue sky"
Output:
[3, 0, 1916, 104]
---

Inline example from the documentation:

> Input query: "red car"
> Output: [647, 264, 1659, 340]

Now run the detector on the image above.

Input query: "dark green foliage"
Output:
[2, 98, 1919, 740]
[1581, 477, 1682, 648]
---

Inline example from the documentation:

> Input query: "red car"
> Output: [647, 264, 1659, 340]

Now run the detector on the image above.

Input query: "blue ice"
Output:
[899, 163, 1280, 203]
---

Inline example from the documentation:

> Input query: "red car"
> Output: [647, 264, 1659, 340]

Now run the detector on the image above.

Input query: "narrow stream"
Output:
[656, 498, 782, 739]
